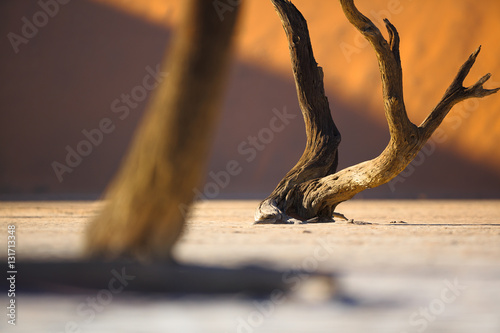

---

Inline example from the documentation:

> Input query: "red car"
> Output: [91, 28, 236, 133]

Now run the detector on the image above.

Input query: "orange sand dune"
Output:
[95, 0, 500, 171]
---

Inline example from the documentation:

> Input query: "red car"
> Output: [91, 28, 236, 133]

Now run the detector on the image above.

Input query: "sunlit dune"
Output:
[91, 0, 179, 26]
[92, 0, 500, 174]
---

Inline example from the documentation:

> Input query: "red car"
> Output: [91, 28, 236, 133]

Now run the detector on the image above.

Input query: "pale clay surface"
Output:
[1, 200, 499, 332]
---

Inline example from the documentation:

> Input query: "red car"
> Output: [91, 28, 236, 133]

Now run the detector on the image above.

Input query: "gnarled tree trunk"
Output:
[85, 0, 241, 261]
[255, 0, 499, 224]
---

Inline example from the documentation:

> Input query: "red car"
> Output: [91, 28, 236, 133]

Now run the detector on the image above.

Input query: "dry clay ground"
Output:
[0, 200, 499, 332]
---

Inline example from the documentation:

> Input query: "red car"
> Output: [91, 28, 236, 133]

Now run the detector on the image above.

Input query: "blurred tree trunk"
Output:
[85, 0, 241, 261]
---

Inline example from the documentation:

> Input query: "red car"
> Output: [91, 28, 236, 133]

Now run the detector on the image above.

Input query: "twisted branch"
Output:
[255, 0, 498, 223]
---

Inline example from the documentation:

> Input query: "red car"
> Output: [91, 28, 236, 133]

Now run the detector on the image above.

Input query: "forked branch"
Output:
[255, 0, 498, 223]
[420, 46, 500, 140]
[340, 0, 416, 142]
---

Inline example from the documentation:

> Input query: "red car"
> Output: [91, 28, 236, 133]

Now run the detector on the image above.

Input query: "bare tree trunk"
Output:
[255, 0, 499, 224]
[85, 0, 241, 261]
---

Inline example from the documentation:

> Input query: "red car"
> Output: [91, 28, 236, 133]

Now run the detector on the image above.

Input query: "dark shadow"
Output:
[211, 62, 500, 199]
[2, 260, 336, 297]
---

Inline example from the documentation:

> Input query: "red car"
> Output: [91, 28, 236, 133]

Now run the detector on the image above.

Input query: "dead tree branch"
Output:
[255, 0, 341, 224]
[419, 46, 500, 140]
[255, 0, 498, 223]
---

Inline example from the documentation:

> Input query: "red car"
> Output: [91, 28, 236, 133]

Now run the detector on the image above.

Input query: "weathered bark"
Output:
[85, 0, 240, 260]
[255, 0, 499, 224]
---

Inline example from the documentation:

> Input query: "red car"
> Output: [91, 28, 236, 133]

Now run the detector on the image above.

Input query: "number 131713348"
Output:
[7, 224, 17, 326]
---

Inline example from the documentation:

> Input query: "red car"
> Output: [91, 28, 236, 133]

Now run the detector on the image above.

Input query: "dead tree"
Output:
[85, 0, 240, 260]
[255, 0, 499, 224]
